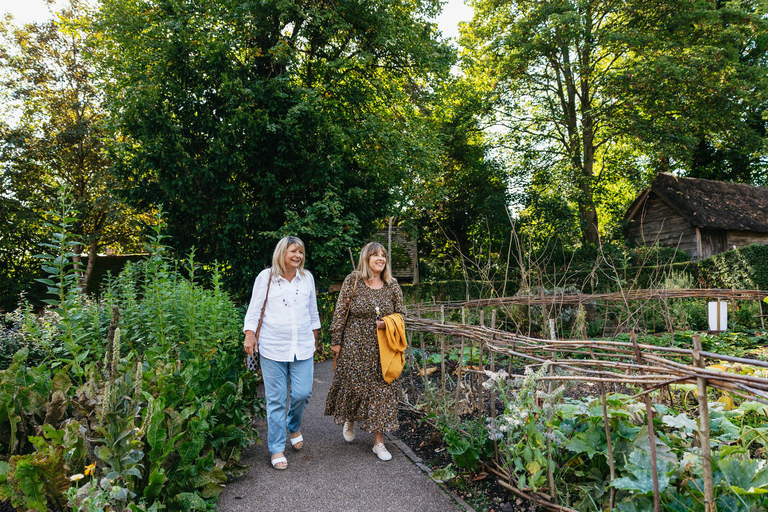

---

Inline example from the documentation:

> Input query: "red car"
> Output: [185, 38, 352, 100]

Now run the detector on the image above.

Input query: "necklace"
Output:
[276, 277, 299, 307]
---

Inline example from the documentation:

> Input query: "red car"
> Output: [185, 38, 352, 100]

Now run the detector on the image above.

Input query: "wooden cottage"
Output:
[371, 227, 419, 284]
[624, 173, 768, 259]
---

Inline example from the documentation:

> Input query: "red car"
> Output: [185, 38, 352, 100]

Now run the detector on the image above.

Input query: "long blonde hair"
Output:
[356, 242, 395, 284]
[271, 235, 306, 278]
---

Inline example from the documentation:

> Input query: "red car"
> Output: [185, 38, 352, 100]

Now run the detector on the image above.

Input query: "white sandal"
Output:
[289, 433, 304, 450]
[271, 455, 288, 470]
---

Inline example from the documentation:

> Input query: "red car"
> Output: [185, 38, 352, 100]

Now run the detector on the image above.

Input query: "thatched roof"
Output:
[625, 174, 768, 233]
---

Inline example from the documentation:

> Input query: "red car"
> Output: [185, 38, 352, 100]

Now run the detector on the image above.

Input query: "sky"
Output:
[1, 0, 474, 41]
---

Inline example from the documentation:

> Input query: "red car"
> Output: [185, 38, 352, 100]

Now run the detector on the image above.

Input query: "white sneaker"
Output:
[343, 421, 355, 442]
[372, 443, 392, 461]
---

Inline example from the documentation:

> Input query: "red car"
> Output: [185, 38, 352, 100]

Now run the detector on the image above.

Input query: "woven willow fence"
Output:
[402, 288, 768, 512]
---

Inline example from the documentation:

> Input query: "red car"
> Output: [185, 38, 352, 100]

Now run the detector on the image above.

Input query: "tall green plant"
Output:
[484, 365, 564, 492]
[34, 187, 89, 376]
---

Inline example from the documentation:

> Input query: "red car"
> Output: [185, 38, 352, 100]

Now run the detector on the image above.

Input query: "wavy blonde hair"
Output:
[356, 242, 395, 284]
[271, 235, 306, 278]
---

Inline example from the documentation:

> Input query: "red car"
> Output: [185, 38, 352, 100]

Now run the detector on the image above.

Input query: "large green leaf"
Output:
[611, 449, 673, 495]
[563, 423, 605, 459]
[14, 461, 46, 512]
[719, 456, 768, 495]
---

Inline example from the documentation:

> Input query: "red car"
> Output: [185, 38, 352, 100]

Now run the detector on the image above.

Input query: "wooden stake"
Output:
[478, 309, 485, 413]
[693, 334, 715, 512]
[454, 307, 466, 427]
[490, 309, 498, 460]
[546, 317, 557, 503]
[407, 329, 416, 400]
[600, 382, 616, 509]
[441, 304, 446, 397]
[420, 330, 427, 387]
[631, 330, 661, 512]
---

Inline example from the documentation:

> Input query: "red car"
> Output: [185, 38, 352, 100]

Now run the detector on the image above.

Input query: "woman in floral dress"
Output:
[324, 242, 405, 461]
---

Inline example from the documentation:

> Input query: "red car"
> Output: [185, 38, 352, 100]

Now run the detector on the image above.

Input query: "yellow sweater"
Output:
[377, 313, 407, 383]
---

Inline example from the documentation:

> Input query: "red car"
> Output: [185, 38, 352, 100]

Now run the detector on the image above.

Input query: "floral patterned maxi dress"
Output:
[324, 273, 406, 433]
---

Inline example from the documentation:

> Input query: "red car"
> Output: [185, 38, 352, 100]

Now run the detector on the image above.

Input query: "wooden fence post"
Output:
[454, 307, 466, 427]
[417, 302, 428, 393]
[478, 309, 485, 413]
[490, 309, 498, 460]
[546, 318, 558, 502]
[693, 334, 716, 512]
[440, 304, 446, 397]
[631, 330, 661, 512]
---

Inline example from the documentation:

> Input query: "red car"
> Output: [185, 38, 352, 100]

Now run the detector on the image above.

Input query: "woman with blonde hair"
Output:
[324, 241, 406, 461]
[243, 235, 321, 470]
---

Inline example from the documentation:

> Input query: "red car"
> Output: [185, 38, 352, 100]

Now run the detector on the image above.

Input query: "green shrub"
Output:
[0, 196, 261, 510]
[695, 243, 768, 290]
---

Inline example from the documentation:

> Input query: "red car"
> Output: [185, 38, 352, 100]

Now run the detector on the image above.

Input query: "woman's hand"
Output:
[376, 319, 385, 330]
[244, 331, 258, 357]
[330, 345, 341, 356]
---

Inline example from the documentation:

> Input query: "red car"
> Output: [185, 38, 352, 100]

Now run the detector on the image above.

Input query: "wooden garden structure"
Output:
[624, 173, 768, 259]
[403, 288, 768, 512]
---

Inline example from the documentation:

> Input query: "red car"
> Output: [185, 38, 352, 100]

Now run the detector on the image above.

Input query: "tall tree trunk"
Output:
[72, 243, 85, 283]
[577, 4, 600, 246]
[83, 238, 99, 292]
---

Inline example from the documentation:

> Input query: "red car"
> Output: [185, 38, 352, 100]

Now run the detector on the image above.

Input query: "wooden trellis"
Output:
[403, 289, 768, 512]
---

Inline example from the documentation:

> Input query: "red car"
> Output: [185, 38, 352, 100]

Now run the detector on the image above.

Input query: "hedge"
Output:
[694, 243, 768, 290]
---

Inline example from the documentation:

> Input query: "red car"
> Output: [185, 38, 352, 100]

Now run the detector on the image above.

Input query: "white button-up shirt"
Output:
[243, 268, 321, 362]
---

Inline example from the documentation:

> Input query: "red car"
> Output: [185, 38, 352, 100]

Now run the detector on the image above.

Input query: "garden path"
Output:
[216, 359, 463, 512]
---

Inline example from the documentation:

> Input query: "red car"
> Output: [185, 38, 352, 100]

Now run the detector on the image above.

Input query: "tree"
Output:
[462, 0, 633, 246]
[0, 0, 150, 293]
[613, 0, 768, 184]
[408, 77, 513, 281]
[94, 0, 452, 293]
[462, 0, 768, 246]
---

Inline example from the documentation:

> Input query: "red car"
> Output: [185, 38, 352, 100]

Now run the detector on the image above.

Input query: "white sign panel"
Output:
[707, 301, 727, 331]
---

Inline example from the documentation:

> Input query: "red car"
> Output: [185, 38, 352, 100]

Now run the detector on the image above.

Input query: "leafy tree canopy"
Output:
[461, 0, 768, 249]
[0, 0, 151, 298]
[93, 0, 453, 295]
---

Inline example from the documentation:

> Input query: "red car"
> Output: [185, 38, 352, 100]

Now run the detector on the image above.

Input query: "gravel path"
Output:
[216, 359, 464, 512]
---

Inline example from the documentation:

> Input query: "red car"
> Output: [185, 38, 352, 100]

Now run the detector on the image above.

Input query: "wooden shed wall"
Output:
[371, 228, 418, 283]
[727, 230, 768, 249]
[626, 197, 699, 257]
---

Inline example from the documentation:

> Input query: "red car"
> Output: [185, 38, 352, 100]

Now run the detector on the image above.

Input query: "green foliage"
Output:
[34, 187, 93, 377]
[0, 197, 46, 311]
[485, 365, 563, 492]
[615, 0, 768, 184]
[408, 77, 512, 284]
[461, 0, 768, 246]
[0, 204, 261, 510]
[167, 492, 208, 512]
[264, 190, 361, 282]
[695, 243, 768, 291]
[0, 300, 59, 370]
[0, 348, 49, 455]
[0, 0, 153, 303]
[437, 416, 493, 472]
[2, 425, 72, 511]
[93, 0, 452, 294]
[550, 394, 768, 510]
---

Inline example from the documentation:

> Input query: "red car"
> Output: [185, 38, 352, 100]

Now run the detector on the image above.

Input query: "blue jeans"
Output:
[260, 355, 314, 455]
